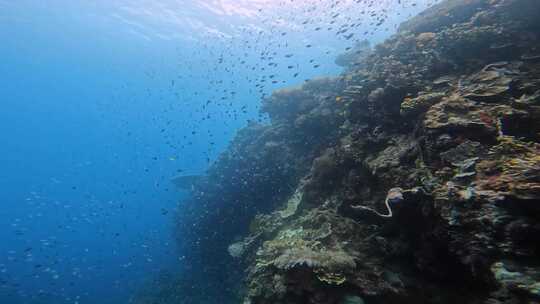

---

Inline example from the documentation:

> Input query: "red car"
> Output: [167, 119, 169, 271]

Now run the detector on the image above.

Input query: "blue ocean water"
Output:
[0, 1, 433, 303]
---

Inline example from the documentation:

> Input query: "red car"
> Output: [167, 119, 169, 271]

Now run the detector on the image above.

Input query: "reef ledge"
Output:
[175, 1, 540, 303]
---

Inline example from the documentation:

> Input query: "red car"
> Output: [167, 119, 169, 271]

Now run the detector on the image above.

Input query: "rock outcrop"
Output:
[175, 0, 540, 303]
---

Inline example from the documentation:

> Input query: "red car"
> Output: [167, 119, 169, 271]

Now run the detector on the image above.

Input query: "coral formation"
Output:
[173, 0, 540, 303]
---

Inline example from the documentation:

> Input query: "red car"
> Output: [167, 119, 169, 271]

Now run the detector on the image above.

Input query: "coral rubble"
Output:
[175, 0, 540, 303]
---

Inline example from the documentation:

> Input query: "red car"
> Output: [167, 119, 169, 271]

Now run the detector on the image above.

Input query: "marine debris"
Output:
[175, 0, 540, 303]
[350, 187, 402, 218]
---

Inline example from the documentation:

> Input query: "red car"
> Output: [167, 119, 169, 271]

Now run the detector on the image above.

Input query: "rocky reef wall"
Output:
[175, 0, 540, 303]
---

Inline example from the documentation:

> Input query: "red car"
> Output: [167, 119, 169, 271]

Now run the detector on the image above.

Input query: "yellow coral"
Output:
[277, 189, 303, 219]
[401, 93, 445, 117]
[475, 138, 540, 200]
[315, 270, 347, 285]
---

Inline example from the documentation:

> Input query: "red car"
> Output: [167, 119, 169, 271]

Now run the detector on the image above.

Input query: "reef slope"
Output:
[176, 0, 540, 303]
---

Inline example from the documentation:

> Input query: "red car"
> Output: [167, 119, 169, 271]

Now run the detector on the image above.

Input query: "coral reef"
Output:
[174, 0, 540, 303]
